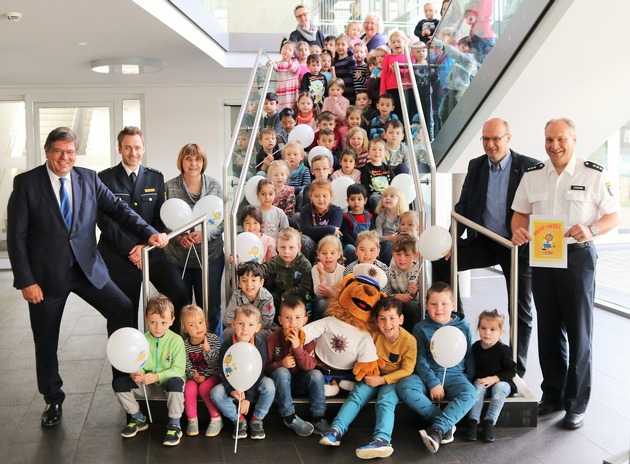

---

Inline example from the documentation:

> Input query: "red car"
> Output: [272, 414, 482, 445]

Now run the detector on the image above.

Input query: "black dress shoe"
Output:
[562, 412, 585, 430]
[41, 403, 62, 428]
[538, 400, 562, 416]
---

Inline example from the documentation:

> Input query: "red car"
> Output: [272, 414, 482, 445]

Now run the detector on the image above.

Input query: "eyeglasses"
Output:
[480, 134, 508, 143]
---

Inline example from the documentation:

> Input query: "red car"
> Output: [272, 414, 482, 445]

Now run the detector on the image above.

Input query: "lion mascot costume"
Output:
[301, 264, 388, 393]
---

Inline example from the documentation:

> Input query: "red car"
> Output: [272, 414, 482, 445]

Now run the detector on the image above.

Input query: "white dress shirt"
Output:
[46, 162, 73, 210]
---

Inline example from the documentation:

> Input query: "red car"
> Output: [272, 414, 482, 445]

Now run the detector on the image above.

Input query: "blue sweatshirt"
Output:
[412, 313, 474, 389]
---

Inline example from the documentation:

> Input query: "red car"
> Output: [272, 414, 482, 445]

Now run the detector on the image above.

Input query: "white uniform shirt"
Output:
[303, 316, 378, 370]
[512, 156, 617, 243]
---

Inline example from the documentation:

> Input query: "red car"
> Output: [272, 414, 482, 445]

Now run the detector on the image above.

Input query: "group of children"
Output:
[114, 279, 516, 459]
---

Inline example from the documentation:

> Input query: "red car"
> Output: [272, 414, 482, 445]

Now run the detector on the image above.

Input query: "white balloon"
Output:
[430, 326, 467, 368]
[107, 328, 150, 373]
[288, 124, 315, 147]
[391, 173, 416, 203]
[418, 225, 452, 261]
[235, 232, 264, 263]
[223, 341, 263, 391]
[160, 198, 193, 231]
[308, 146, 333, 167]
[244, 175, 265, 207]
[192, 195, 223, 226]
[331, 176, 356, 209]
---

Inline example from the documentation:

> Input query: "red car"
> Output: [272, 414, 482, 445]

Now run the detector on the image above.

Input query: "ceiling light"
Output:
[3, 12, 22, 22]
[90, 58, 162, 75]
[78, 41, 88, 46]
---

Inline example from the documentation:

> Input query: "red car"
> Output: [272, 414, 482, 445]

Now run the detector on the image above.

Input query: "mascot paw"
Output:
[324, 382, 340, 397]
[353, 361, 380, 381]
[339, 380, 356, 392]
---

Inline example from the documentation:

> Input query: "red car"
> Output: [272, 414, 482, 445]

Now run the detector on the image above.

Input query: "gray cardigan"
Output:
[164, 174, 224, 265]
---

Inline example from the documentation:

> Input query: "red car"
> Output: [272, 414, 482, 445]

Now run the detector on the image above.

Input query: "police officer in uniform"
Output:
[511, 118, 619, 430]
[98, 126, 189, 329]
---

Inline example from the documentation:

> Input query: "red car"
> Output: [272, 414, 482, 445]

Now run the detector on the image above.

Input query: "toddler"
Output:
[296, 92, 317, 129]
[268, 160, 296, 217]
[277, 108, 297, 148]
[375, 186, 408, 263]
[224, 261, 276, 335]
[239, 206, 276, 262]
[263, 227, 313, 310]
[210, 305, 275, 440]
[369, 95, 399, 140]
[257, 179, 289, 240]
[346, 126, 369, 168]
[322, 78, 350, 123]
[310, 44, 322, 55]
[398, 210, 421, 239]
[333, 34, 356, 103]
[344, 230, 389, 276]
[320, 49, 335, 83]
[396, 282, 476, 454]
[312, 235, 345, 319]
[352, 43, 369, 96]
[383, 120, 410, 174]
[296, 41, 311, 80]
[267, 294, 328, 436]
[320, 298, 416, 459]
[384, 234, 422, 331]
[275, 41, 300, 109]
[300, 54, 328, 109]
[341, 184, 373, 262]
[465, 310, 516, 443]
[114, 295, 186, 446]
[181, 304, 223, 437]
[361, 138, 393, 211]
[255, 128, 279, 172]
[332, 151, 361, 183]
[311, 111, 341, 151]
[345, 21, 362, 48]
[283, 141, 311, 193]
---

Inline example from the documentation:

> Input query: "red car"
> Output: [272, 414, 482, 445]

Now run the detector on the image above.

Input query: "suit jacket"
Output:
[7, 164, 158, 296]
[454, 150, 538, 241]
[97, 163, 165, 259]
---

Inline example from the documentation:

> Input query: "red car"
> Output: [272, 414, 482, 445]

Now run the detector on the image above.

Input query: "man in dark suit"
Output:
[7, 127, 168, 428]
[98, 126, 189, 329]
[433, 118, 538, 376]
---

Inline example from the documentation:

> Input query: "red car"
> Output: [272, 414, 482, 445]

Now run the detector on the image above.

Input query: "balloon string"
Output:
[181, 246, 192, 279]
[442, 367, 447, 386]
[142, 383, 153, 423]
[191, 243, 203, 268]
[234, 398, 241, 454]
[255, 148, 282, 169]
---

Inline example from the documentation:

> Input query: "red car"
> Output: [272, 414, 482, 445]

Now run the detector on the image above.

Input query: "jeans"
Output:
[397, 373, 476, 435]
[210, 377, 275, 423]
[332, 381, 398, 443]
[468, 381, 511, 425]
[184, 376, 221, 419]
[271, 367, 326, 418]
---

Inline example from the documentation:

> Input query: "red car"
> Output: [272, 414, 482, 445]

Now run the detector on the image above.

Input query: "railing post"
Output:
[450, 215, 459, 313]
[510, 246, 519, 363]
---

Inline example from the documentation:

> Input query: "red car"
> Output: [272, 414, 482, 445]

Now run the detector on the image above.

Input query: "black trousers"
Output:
[532, 244, 596, 414]
[104, 249, 190, 331]
[28, 265, 133, 404]
[432, 235, 533, 376]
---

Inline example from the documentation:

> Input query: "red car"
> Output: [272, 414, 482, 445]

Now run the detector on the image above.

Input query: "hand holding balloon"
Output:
[430, 384, 445, 401]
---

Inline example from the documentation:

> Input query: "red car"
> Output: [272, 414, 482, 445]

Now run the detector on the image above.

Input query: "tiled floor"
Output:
[0, 269, 628, 464]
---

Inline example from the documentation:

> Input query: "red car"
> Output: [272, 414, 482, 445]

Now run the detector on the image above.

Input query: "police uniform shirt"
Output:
[512, 156, 617, 243]
[121, 163, 139, 179]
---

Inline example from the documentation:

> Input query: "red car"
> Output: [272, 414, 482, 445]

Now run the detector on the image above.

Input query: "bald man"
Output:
[433, 118, 539, 376]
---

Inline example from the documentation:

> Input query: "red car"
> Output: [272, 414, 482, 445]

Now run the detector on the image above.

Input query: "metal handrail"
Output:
[228, 60, 275, 285]
[393, 61, 428, 316]
[404, 46, 437, 225]
[450, 211, 518, 362]
[141, 215, 210, 331]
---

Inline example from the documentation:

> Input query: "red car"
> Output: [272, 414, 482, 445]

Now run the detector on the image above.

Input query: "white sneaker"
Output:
[339, 380, 356, 392]
[186, 418, 199, 436]
[441, 425, 456, 444]
[205, 417, 223, 437]
[324, 383, 340, 397]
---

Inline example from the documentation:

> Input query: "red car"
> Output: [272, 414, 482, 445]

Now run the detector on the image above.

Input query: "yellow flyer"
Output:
[529, 215, 567, 268]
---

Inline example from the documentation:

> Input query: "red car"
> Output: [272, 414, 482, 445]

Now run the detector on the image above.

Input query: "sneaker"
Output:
[232, 419, 247, 439]
[319, 428, 342, 447]
[441, 425, 456, 444]
[419, 427, 442, 454]
[313, 417, 331, 436]
[162, 425, 183, 446]
[283, 415, 314, 437]
[324, 383, 340, 397]
[482, 420, 496, 443]
[338, 380, 356, 391]
[355, 438, 394, 460]
[186, 418, 199, 436]
[205, 417, 223, 437]
[120, 417, 149, 438]
[464, 420, 478, 441]
[249, 418, 266, 440]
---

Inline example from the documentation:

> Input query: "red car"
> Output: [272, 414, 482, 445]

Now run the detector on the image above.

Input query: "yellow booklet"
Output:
[529, 215, 567, 268]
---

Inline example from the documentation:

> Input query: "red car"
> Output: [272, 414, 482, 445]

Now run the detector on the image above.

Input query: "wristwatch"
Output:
[588, 224, 599, 237]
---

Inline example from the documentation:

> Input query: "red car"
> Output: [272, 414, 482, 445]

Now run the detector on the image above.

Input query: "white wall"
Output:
[0, 81, 249, 182]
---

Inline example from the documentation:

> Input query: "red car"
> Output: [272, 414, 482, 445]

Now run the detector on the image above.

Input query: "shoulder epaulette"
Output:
[525, 162, 545, 172]
[584, 160, 603, 172]
[144, 166, 164, 176]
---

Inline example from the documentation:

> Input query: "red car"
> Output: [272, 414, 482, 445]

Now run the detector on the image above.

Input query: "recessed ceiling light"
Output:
[78, 41, 88, 46]
[3, 11, 22, 22]
[90, 58, 162, 75]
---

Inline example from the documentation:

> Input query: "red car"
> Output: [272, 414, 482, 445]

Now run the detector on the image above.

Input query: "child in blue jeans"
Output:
[397, 282, 476, 454]
[210, 305, 275, 440]
[465, 309, 516, 442]
[320, 297, 417, 460]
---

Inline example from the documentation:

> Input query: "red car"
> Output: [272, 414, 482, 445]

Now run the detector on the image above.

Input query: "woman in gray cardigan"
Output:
[165, 143, 224, 332]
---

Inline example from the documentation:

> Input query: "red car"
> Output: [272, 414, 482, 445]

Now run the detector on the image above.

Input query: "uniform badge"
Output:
[144, 188, 156, 192]
[570, 185, 585, 191]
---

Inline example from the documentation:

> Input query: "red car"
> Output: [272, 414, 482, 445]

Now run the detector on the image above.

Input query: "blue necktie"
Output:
[59, 177, 72, 230]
